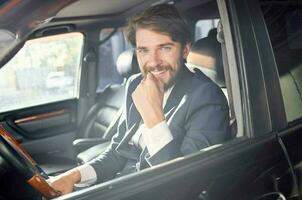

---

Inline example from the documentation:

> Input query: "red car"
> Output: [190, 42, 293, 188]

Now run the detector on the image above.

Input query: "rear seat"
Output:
[186, 28, 227, 97]
[74, 49, 139, 164]
[279, 62, 302, 122]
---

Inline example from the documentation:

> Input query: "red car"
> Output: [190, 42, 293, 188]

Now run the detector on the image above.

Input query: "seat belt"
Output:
[102, 105, 124, 140]
[75, 50, 97, 137]
[84, 50, 97, 107]
[217, 21, 237, 137]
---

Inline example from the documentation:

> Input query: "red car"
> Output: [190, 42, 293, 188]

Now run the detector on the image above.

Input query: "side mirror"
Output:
[0, 29, 19, 67]
[0, 29, 16, 50]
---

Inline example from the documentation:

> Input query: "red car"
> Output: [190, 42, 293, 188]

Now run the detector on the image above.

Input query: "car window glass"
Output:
[0, 32, 83, 113]
[193, 18, 229, 102]
[260, 2, 302, 123]
[97, 28, 132, 91]
[195, 19, 219, 41]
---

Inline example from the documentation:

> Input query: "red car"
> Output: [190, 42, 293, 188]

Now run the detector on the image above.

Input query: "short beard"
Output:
[163, 76, 176, 91]
[143, 64, 177, 91]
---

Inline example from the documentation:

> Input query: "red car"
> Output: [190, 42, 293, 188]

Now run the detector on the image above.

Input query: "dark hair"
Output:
[125, 4, 192, 47]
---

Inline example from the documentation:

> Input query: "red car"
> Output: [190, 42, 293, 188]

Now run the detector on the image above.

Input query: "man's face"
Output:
[135, 28, 190, 90]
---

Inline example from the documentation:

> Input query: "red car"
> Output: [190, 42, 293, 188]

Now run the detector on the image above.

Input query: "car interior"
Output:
[0, 0, 301, 200]
[0, 0, 234, 199]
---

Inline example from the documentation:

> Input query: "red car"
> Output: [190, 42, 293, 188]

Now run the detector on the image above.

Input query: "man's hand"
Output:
[132, 73, 165, 128]
[49, 169, 81, 195]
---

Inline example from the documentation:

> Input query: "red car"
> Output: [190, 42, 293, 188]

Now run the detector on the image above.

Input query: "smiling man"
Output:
[131, 27, 191, 129]
[50, 4, 231, 195]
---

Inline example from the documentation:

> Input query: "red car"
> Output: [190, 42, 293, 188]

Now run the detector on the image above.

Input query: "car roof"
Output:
[0, 0, 219, 66]
[0, 0, 217, 37]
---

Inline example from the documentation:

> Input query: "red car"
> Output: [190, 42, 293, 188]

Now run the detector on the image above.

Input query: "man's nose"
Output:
[148, 50, 162, 67]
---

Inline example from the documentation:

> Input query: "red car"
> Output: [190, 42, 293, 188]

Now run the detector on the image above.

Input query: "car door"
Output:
[259, 0, 302, 198]
[56, 0, 301, 200]
[0, 31, 85, 174]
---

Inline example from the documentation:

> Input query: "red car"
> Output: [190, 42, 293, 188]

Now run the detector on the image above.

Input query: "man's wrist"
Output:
[142, 121, 173, 156]
[74, 164, 97, 186]
[143, 108, 165, 128]
[65, 169, 81, 185]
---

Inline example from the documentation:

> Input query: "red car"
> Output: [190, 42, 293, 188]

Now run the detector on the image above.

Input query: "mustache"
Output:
[144, 64, 174, 73]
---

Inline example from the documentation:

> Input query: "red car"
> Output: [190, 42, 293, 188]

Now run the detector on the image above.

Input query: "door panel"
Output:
[257, 0, 302, 198]
[3, 99, 77, 139]
[279, 122, 302, 199]
[0, 99, 78, 174]
[63, 136, 292, 200]
[14, 108, 72, 134]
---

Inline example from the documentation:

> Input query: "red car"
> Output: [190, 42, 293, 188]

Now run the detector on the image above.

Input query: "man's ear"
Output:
[182, 43, 192, 59]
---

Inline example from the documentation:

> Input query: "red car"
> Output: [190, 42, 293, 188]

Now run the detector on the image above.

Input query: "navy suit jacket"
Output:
[89, 66, 231, 183]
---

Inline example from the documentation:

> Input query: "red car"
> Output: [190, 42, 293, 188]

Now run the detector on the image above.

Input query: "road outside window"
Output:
[0, 32, 83, 113]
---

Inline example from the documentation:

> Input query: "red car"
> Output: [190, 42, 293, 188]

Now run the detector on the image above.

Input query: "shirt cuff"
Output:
[74, 164, 97, 187]
[141, 121, 173, 156]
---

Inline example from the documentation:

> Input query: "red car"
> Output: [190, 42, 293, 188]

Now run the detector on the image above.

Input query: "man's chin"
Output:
[163, 79, 175, 91]
[154, 76, 173, 91]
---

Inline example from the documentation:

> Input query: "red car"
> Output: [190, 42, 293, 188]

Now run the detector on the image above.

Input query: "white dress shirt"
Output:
[75, 86, 174, 186]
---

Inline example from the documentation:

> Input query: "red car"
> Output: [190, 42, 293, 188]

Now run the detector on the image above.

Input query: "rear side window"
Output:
[97, 28, 132, 91]
[195, 19, 219, 40]
[0, 32, 83, 113]
[261, 2, 302, 123]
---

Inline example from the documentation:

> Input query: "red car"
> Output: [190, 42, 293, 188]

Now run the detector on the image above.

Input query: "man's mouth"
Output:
[149, 68, 168, 76]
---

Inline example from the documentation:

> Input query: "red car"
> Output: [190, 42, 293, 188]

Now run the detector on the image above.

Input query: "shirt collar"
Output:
[163, 85, 174, 108]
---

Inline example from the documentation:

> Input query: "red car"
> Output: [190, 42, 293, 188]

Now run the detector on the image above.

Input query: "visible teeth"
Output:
[150, 69, 167, 74]
[151, 70, 164, 75]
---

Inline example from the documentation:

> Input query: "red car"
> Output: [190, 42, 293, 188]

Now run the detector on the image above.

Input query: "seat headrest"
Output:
[186, 28, 225, 87]
[116, 49, 139, 79]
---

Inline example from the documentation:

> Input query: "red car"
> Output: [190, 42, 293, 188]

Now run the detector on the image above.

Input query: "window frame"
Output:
[219, 0, 287, 137]
[0, 32, 84, 114]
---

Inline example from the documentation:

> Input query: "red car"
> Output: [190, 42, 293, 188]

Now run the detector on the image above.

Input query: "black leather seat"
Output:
[76, 50, 138, 139]
[187, 28, 226, 88]
[39, 50, 139, 174]
[74, 49, 139, 164]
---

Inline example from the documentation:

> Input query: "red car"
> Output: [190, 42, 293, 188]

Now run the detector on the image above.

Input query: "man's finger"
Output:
[157, 79, 165, 92]
[146, 72, 164, 92]
[146, 72, 152, 80]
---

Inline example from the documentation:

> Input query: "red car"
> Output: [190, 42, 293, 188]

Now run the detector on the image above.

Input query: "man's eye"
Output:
[137, 49, 148, 54]
[161, 46, 172, 51]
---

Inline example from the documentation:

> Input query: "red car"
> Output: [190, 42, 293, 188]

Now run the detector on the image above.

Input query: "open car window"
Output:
[0, 32, 83, 113]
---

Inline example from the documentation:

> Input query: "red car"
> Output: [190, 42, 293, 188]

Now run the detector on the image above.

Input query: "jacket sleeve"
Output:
[87, 107, 128, 183]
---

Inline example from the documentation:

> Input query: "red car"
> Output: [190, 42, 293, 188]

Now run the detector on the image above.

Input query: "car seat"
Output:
[187, 28, 227, 96]
[74, 49, 139, 164]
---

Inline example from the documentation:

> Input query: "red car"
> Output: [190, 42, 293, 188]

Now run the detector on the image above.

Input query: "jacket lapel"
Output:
[116, 102, 142, 159]
[116, 76, 142, 160]
[163, 66, 192, 121]
[115, 121, 141, 160]
[128, 102, 141, 128]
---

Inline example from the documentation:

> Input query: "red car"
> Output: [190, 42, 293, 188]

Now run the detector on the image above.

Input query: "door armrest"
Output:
[73, 138, 109, 153]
